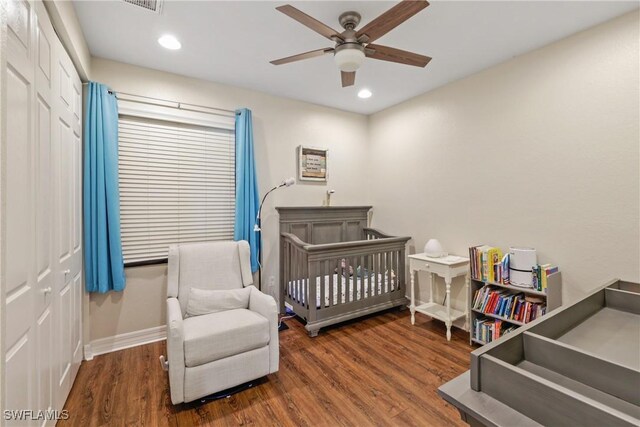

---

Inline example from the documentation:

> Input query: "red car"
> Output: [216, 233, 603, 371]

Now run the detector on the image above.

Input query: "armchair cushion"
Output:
[185, 287, 251, 317]
[183, 308, 270, 368]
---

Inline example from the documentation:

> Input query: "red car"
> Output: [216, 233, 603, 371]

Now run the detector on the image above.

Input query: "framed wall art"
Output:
[298, 146, 328, 182]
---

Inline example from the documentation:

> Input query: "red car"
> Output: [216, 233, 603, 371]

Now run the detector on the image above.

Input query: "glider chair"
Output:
[164, 241, 279, 404]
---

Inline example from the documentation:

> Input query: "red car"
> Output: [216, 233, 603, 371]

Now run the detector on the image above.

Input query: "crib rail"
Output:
[280, 231, 410, 336]
[280, 233, 309, 314]
[364, 227, 395, 239]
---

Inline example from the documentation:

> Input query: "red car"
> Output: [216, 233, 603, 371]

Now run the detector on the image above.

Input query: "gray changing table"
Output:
[439, 279, 640, 427]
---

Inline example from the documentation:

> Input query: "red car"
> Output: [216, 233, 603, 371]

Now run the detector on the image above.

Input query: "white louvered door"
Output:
[118, 115, 235, 264]
[1, 1, 82, 424]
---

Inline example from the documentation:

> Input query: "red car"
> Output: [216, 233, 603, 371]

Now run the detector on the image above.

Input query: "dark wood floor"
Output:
[60, 309, 473, 426]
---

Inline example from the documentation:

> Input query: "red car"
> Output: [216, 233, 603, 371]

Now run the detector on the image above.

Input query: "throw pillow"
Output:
[185, 287, 251, 317]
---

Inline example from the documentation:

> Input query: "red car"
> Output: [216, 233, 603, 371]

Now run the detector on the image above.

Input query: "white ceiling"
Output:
[73, 1, 638, 115]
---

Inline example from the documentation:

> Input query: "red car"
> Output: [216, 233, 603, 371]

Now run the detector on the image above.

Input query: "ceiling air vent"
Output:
[122, 0, 163, 14]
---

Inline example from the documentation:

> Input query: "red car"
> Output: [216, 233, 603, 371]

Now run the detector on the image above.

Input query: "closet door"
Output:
[50, 4, 83, 407]
[4, 0, 38, 420]
[33, 1, 55, 419]
[2, 0, 83, 423]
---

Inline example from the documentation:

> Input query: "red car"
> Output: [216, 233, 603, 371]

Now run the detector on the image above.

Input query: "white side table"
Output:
[408, 253, 470, 341]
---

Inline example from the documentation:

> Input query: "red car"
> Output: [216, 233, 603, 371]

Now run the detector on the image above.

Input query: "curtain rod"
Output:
[82, 83, 236, 116]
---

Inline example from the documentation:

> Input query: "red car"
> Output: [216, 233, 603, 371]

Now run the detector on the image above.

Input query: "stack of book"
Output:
[473, 317, 518, 344]
[469, 245, 505, 283]
[532, 264, 559, 292]
[472, 284, 547, 324]
[470, 245, 560, 294]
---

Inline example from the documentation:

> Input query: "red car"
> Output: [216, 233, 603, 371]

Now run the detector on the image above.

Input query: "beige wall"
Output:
[368, 11, 640, 315]
[89, 11, 639, 341]
[89, 58, 370, 340]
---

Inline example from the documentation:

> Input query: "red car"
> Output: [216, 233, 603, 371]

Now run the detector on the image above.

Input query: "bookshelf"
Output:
[469, 273, 562, 346]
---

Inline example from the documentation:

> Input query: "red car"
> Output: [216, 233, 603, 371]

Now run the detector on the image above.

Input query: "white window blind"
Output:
[118, 115, 235, 264]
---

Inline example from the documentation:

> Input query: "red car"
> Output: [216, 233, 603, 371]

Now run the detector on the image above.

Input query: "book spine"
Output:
[469, 247, 475, 279]
[481, 251, 488, 282]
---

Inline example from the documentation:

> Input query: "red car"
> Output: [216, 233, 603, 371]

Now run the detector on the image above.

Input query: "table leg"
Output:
[429, 272, 435, 304]
[464, 273, 470, 331]
[410, 269, 416, 325]
[445, 276, 452, 341]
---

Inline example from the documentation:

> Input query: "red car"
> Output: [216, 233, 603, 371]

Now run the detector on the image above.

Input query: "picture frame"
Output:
[298, 145, 328, 182]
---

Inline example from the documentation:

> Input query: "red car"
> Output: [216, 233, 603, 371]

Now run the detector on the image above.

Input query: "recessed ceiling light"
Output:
[358, 89, 372, 99]
[158, 34, 181, 50]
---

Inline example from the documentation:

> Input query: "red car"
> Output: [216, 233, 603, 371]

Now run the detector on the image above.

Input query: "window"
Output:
[118, 107, 235, 265]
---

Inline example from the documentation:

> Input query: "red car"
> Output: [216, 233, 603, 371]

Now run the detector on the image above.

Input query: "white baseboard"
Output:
[84, 325, 166, 360]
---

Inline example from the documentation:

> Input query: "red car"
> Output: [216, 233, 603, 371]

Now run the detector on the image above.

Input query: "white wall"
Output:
[368, 11, 640, 314]
[43, 0, 91, 79]
[88, 58, 370, 340]
[88, 10, 639, 342]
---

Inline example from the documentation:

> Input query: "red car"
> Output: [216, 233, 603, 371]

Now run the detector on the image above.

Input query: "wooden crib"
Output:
[277, 206, 410, 337]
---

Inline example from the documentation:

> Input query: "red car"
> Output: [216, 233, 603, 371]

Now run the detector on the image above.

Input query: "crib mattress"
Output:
[287, 273, 396, 308]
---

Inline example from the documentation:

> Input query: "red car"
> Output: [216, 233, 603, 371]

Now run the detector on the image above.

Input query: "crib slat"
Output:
[348, 256, 353, 303]
[335, 257, 340, 306]
[347, 257, 356, 302]
[308, 260, 317, 314]
[357, 255, 362, 300]
[391, 250, 396, 290]
[360, 254, 365, 300]
[386, 251, 391, 294]
[374, 252, 379, 297]
[289, 244, 293, 303]
[305, 253, 310, 309]
[292, 244, 295, 302]
[343, 257, 348, 305]
[320, 260, 326, 309]
[337, 258, 342, 306]
[293, 246, 298, 305]
[290, 243, 294, 302]
[368, 253, 373, 298]
[285, 241, 289, 300]
[389, 251, 398, 292]
[354, 255, 359, 301]
[396, 250, 401, 291]
[391, 250, 395, 292]
[288, 242, 292, 300]
[399, 246, 406, 293]
[380, 251, 384, 294]
[329, 260, 334, 307]
[364, 254, 368, 298]
[343, 257, 349, 303]
[353, 255, 358, 302]
[298, 248, 302, 305]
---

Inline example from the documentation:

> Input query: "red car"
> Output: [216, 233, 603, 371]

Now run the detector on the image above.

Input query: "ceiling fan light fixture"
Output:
[334, 45, 365, 72]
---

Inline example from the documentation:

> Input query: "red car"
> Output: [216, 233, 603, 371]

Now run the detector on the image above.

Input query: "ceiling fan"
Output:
[270, 0, 432, 88]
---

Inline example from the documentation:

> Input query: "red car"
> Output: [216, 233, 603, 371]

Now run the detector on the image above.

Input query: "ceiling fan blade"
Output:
[276, 5, 343, 41]
[366, 44, 431, 67]
[341, 71, 355, 87]
[270, 48, 334, 65]
[356, 0, 429, 44]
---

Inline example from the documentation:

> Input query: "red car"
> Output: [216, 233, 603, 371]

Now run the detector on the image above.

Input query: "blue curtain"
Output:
[234, 108, 260, 272]
[83, 82, 126, 293]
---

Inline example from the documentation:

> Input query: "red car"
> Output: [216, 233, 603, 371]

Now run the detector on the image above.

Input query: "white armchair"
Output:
[165, 241, 279, 404]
